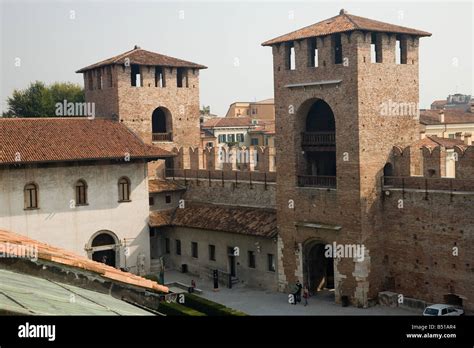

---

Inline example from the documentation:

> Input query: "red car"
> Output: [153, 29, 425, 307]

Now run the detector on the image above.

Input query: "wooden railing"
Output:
[152, 132, 172, 142]
[301, 132, 335, 146]
[297, 175, 336, 188]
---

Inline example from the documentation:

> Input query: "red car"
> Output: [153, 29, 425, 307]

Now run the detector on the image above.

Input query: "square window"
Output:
[165, 238, 170, 254]
[248, 250, 256, 268]
[176, 240, 181, 255]
[209, 244, 216, 261]
[192, 242, 198, 258]
[165, 194, 171, 204]
[268, 254, 276, 272]
[149, 197, 155, 206]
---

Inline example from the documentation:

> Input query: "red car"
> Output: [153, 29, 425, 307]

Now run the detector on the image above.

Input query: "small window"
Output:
[97, 70, 103, 90]
[149, 197, 155, 206]
[287, 42, 296, 70]
[218, 134, 226, 143]
[248, 250, 256, 268]
[191, 242, 198, 258]
[251, 138, 259, 146]
[131, 64, 141, 87]
[177, 68, 188, 88]
[107, 66, 113, 87]
[228, 134, 235, 143]
[236, 134, 244, 142]
[165, 238, 170, 254]
[118, 177, 131, 202]
[448, 134, 455, 139]
[209, 244, 216, 261]
[75, 179, 88, 205]
[207, 142, 213, 148]
[165, 194, 171, 204]
[370, 33, 382, 63]
[176, 239, 181, 255]
[24, 183, 38, 209]
[88, 72, 94, 90]
[308, 38, 318, 67]
[268, 254, 276, 272]
[155, 66, 166, 87]
[334, 33, 343, 64]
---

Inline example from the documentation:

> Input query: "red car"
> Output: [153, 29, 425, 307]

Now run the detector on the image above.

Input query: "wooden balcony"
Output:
[298, 175, 336, 189]
[152, 132, 172, 142]
[301, 132, 335, 147]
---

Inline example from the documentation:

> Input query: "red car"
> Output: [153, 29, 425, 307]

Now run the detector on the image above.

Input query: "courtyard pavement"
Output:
[164, 270, 420, 316]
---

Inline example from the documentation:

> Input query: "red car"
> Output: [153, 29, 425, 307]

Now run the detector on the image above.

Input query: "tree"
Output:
[3, 81, 84, 117]
[200, 105, 211, 115]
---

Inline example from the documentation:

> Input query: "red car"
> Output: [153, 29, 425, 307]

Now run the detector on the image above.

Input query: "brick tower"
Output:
[262, 9, 431, 306]
[77, 46, 207, 152]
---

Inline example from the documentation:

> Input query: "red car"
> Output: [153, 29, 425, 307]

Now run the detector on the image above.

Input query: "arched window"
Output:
[118, 177, 131, 202]
[24, 183, 38, 209]
[152, 107, 172, 141]
[75, 179, 88, 205]
[383, 163, 394, 177]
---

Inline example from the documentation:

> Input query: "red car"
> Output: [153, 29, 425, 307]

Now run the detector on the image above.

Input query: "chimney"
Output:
[339, 9, 348, 15]
[134, 45, 141, 50]
[439, 110, 445, 123]
[455, 132, 463, 141]
[420, 129, 426, 139]
[464, 133, 472, 146]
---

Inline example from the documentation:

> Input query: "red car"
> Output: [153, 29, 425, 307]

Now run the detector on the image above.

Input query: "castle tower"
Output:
[262, 9, 430, 306]
[76, 46, 207, 151]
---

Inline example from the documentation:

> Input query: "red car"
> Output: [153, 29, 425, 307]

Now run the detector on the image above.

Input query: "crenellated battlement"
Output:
[390, 144, 474, 178]
[171, 145, 276, 173]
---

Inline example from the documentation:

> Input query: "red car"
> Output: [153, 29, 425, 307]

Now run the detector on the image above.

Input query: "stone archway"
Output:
[303, 240, 334, 295]
[87, 230, 119, 268]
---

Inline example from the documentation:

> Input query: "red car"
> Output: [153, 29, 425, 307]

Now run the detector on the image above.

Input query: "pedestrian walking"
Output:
[303, 285, 309, 306]
[295, 280, 303, 304]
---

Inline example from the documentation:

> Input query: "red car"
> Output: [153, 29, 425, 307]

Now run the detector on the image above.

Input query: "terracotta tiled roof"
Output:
[420, 109, 474, 125]
[416, 136, 465, 149]
[262, 10, 431, 46]
[249, 120, 275, 135]
[202, 117, 254, 128]
[431, 100, 447, 107]
[171, 203, 277, 238]
[0, 229, 168, 293]
[0, 117, 173, 165]
[76, 47, 207, 73]
[149, 179, 186, 193]
[149, 209, 175, 228]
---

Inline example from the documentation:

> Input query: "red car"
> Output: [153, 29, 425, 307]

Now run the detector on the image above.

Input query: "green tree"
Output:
[3, 81, 84, 117]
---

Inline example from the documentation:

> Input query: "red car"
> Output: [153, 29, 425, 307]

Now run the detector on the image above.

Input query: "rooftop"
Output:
[202, 117, 254, 129]
[420, 109, 474, 125]
[76, 46, 207, 73]
[262, 9, 431, 46]
[416, 135, 466, 149]
[0, 117, 173, 165]
[0, 229, 168, 293]
[149, 179, 186, 193]
[150, 202, 277, 238]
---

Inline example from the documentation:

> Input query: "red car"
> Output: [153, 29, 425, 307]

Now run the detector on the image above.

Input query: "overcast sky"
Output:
[1, 0, 472, 116]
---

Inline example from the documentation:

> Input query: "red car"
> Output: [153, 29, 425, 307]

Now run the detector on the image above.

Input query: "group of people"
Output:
[292, 280, 310, 306]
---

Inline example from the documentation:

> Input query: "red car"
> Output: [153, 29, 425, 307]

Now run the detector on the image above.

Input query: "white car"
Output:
[423, 304, 464, 316]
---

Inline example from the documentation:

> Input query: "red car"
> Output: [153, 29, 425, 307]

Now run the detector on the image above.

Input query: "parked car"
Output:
[423, 304, 464, 316]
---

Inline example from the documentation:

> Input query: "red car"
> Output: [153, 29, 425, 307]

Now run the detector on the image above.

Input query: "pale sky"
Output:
[1, 0, 473, 116]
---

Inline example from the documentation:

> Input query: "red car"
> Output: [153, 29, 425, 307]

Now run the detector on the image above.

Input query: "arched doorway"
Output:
[152, 107, 172, 141]
[88, 231, 119, 268]
[304, 241, 334, 295]
[299, 99, 337, 188]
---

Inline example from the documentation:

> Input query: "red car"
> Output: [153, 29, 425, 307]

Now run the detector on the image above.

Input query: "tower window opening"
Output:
[308, 38, 318, 67]
[177, 68, 188, 88]
[334, 34, 343, 64]
[131, 64, 142, 87]
[371, 33, 382, 63]
[286, 42, 295, 70]
[155, 67, 166, 87]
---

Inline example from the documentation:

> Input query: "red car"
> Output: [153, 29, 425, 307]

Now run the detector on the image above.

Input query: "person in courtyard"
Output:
[295, 280, 303, 304]
[303, 285, 309, 306]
